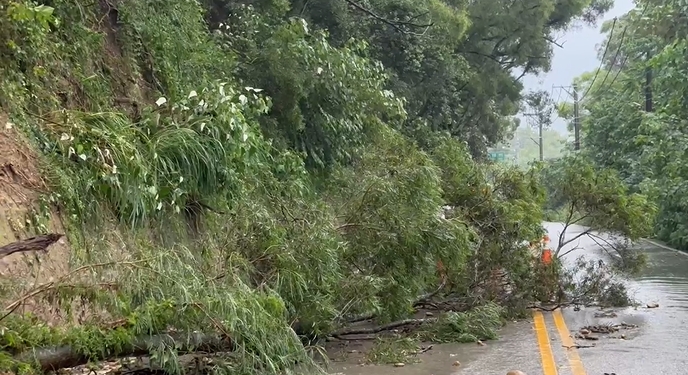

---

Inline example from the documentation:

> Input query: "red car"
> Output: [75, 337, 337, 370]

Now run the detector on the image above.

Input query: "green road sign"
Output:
[488, 148, 511, 162]
[488, 151, 506, 161]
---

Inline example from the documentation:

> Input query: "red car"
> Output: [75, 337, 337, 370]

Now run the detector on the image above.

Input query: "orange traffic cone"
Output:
[541, 248, 552, 265]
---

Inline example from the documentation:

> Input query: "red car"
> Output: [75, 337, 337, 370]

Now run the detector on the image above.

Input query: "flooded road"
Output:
[327, 222, 688, 375]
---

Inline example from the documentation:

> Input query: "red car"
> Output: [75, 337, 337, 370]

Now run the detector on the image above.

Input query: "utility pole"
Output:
[523, 113, 544, 161]
[538, 117, 543, 161]
[645, 51, 653, 112]
[573, 84, 580, 151]
[523, 89, 554, 162]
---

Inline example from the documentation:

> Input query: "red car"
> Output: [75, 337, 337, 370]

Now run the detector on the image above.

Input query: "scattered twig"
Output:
[563, 344, 595, 349]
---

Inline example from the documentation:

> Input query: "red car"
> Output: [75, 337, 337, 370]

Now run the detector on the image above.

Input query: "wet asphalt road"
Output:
[473, 222, 688, 375]
[329, 222, 688, 375]
[554, 223, 688, 375]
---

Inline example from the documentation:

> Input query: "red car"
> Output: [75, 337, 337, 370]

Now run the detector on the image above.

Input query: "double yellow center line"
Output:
[533, 309, 587, 375]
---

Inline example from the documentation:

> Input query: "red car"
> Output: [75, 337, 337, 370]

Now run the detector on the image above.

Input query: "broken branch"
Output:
[0, 233, 63, 258]
[332, 318, 435, 336]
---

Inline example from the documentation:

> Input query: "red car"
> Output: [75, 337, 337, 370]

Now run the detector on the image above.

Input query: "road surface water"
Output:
[326, 222, 688, 375]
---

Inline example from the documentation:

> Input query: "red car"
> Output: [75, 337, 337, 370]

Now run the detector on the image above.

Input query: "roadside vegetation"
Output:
[558, 0, 688, 251]
[0, 0, 655, 373]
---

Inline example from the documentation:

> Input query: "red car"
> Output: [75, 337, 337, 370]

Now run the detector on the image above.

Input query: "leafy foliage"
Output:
[257, 0, 614, 156]
[38, 82, 269, 227]
[537, 156, 655, 279]
[327, 128, 473, 321]
[431, 137, 547, 307]
[0, 0, 618, 374]
[565, 0, 688, 250]
[222, 11, 406, 169]
[541, 156, 655, 243]
[417, 303, 503, 343]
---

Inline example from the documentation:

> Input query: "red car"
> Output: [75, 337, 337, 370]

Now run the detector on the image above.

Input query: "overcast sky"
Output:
[520, 0, 636, 134]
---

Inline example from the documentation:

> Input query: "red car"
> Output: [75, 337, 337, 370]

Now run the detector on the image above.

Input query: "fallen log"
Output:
[15, 332, 235, 372]
[332, 318, 436, 337]
[0, 233, 63, 259]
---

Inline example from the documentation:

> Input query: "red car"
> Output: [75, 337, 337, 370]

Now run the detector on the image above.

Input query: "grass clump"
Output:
[36, 81, 270, 228]
[0, 242, 319, 375]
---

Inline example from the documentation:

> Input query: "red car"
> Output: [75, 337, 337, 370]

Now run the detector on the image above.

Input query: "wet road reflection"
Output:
[553, 223, 688, 375]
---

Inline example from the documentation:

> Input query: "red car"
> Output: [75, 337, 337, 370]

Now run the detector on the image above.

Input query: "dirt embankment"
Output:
[0, 113, 72, 320]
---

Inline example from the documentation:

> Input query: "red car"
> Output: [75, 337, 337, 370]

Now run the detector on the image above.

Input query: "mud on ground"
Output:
[0, 113, 72, 322]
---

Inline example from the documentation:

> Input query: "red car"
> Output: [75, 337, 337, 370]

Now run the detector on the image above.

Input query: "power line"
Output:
[553, 84, 565, 103]
[584, 3, 652, 102]
[530, 4, 653, 148]
[536, 4, 656, 153]
[579, 17, 618, 102]
[548, 84, 568, 124]
[597, 56, 628, 98]
[586, 25, 628, 100]
[552, 85, 574, 123]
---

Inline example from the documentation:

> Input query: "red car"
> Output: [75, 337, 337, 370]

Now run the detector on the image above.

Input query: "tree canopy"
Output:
[564, 0, 688, 250]
[210, 0, 615, 158]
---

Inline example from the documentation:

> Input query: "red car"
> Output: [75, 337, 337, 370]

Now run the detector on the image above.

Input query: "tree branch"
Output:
[0, 234, 63, 259]
[342, 0, 433, 35]
[333, 318, 434, 336]
[414, 275, 447, 305]
[555, 200, 577, 256]
[544, 35, 565, 48]
[587, 232, 625, 259]
[0, 258, 155, 322]
[558, 228, 592, 255]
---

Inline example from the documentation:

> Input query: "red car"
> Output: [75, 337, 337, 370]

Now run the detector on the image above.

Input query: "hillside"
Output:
[0, 0, 628, 374]
[0, 114, 70, 295]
